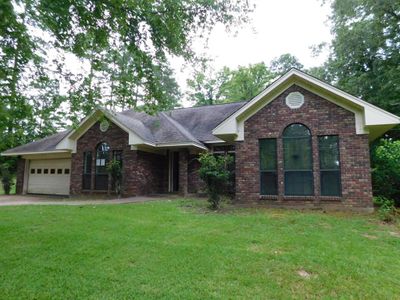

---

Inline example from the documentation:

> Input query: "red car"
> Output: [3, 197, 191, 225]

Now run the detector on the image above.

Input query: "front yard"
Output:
[0, 199, 399, 299]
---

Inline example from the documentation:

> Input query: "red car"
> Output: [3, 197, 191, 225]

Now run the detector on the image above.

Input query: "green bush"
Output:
[371, 139, 400, 206]
[0, 163, 14, 195]
[198, 153, 233, 210]
[107, 159, 122, 197]
[373, 196, 397, 223]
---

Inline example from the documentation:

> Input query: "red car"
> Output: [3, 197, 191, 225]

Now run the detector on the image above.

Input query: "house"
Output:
[2, 69, 399, 211]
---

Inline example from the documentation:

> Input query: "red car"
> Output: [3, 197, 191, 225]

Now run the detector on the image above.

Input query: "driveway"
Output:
[0, 194, 176, 206]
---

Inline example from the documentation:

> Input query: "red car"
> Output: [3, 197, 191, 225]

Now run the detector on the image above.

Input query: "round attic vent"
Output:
[285, 92, 304, 109]
[100, 119, 110, 132]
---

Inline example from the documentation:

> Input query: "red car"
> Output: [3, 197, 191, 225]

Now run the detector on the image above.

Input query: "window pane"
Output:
[259, 139, 277, 170]
[283, 123, 311, 137]
[321, 171, 341, 196]
[319, 136, 340, 170]
[285, 171, 313, 195]
[30, 169, 35, 174]
[84, 152, 92, 174]
[96, 142, 110, 175]
[260, 172, 277, 195]
[284, 138, 312, 170]
[113, 150, 123, 167]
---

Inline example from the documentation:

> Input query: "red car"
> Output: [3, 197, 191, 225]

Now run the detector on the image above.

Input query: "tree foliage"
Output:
[198, 153, 233, 210]
[219, 63, 274, 102]
[269, 53, 304, 76]
[371, 139, 400, 206]
[186, 54, 304, 106]
[323, 0, 400, 117]
[0, 0, 252, 171]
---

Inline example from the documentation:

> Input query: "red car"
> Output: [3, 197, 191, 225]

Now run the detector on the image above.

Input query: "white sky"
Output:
[171, 0, 333, 96]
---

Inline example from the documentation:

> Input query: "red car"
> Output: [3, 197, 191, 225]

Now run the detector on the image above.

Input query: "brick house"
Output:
[3, 69, 399, 211]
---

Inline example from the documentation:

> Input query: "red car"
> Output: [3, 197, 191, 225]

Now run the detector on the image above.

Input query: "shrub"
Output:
[0, 163, 14, 195]
[107, 159, 122, 197]
[198, 153, 233, 210]
[371, 139, 400, 206]
[373, 196, 397, 223]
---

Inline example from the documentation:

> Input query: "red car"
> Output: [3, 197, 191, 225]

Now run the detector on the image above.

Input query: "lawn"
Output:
[0, 199, 399, 299]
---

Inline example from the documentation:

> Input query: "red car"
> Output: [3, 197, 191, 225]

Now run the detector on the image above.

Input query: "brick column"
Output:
[179, 150, 188, 196]
[15, 158, 25, 195]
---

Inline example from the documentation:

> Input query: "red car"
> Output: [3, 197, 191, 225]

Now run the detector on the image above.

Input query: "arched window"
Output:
[283, 124, 313, 195]
[95, 142, 110, 190]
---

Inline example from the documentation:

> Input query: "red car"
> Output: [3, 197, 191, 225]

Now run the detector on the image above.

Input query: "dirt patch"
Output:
[297, 269, 312, 279]
[389, 231, 400, 238]
[362, 234, 378, 240]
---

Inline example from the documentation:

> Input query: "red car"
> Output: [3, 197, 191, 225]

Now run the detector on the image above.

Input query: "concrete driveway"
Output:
[0, 194, 175, 206]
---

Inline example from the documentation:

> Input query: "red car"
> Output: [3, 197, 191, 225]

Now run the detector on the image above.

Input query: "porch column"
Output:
[179, 150, 188, 196]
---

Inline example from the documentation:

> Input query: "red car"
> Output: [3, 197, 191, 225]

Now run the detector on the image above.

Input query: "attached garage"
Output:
[27, 159, 71, 195]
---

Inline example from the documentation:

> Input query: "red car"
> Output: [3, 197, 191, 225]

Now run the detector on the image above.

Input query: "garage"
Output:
[27, 159, 71, 195]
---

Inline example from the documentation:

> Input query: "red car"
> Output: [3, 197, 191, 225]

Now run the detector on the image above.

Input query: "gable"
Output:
[245, 85, 356, 138]
[56, 109, 154, 153]
[212, 69, 400, 142]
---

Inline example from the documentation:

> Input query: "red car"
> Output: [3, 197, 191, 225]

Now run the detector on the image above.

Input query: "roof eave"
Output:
[1, 150, 71, 157]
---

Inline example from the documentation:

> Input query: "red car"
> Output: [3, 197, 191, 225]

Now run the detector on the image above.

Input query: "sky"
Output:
[171, 0, 333, 96]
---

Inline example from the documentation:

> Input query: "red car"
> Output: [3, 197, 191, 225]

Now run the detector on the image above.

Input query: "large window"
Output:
[259, 138, 277, 195]
[83, 151, 92, 190]
[283, 124, 313, 195]
[95, 142, 110, 190]
[319, 135, 341, 196]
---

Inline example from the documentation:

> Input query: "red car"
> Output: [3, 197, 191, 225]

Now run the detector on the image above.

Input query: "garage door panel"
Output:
[28, 159, 71, 195]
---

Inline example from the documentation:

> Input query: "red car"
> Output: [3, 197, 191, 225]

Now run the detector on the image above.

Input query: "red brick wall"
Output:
[235, 84, 373, 210]
[188, 154, 206, 194]
[15, 158, 25, 194]
[70, 120, 168, 196]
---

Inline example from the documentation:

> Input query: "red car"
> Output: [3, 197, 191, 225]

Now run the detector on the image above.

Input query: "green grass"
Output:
[0, 199, 399, 299]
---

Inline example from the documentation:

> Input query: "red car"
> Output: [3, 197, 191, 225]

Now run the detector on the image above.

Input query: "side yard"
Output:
[0, 199, 399, 299]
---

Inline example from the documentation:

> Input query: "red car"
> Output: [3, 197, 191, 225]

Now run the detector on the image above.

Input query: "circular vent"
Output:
[285, 92, 304, 109]
[99, 119, 110, 132]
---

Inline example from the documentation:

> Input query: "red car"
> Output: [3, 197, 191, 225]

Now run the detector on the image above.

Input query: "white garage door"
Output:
[28, 159, 71, 195]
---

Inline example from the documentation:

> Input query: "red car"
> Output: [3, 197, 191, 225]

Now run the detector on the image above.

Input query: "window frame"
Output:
[259, 138, 278, 196]
[318, 135, 342, 197]
[283, 123, 314, 196]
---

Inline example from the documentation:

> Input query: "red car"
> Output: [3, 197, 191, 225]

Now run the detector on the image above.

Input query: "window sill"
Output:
[282, 195, 315, 201]
[260, 195, 278, 200]
[320, 196, 342, 202]
[82, 189, 108, 193]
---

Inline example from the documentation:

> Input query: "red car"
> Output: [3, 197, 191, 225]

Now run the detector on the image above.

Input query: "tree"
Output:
[220, 63, 274, 102]
[187, 62, 274, 105]
[186, 61, 228, 106]
[0, 0, 252, 173]
[107, 159, 122, 197]
[371, 139, 400, 206]
[324, 0, 400, 117]
[269, 53, 304, 76]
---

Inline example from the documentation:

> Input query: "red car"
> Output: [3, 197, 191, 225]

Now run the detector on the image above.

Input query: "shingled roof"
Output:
[2, 101, 246, 155]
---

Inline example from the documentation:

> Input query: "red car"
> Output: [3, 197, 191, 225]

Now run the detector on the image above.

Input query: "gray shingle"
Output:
[2, 130, 71, 154]
[3, 101, 246, 154]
